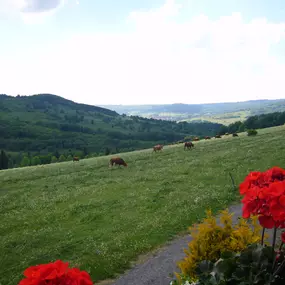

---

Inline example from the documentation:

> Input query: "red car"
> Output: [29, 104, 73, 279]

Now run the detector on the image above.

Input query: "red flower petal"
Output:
[267, 181, 285, 197]
[18, 260, 93, 285]
[279, 196, 285, 207]
[267, 167, 285, 182]
[259, 215, 276, 229]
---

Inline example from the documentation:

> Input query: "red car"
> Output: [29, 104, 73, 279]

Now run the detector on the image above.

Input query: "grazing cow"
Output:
[233, 133, 238, 137]
[193, 137, 200, 141]
[225, 133, 229, 136]
[205, 136, 211, 140]
[184, 142, 194, 150]
[153, 144, 163, 152]
[215, 135, 222, 138]
[73, 157, 80, 162]
[109, 157, 127, 167]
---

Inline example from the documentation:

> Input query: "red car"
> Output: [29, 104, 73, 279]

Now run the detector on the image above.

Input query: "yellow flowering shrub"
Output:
[175, 208, 267, 282]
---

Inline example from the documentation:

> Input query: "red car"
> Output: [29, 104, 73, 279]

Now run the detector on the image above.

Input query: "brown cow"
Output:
[184, 142, 194, 150]
[215, 135, 222, 138]
[204, 136, 211, 140]
[232, 133, 238, 137]
[193, 137, 200, 141]
[73, 157, 80, 162]
[109, 157, 127, 167]
[153, 144, 163, 152]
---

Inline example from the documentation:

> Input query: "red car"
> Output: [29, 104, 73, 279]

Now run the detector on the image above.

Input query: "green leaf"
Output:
[197, 260, 214, 274]
[252, 245, 263, 262]
[214, 258, 235, 276]
[239, 250, 252, 266]
[261, 246, 273, 261]
[232, 268, 246, 280]
[221, 251, 235, 259]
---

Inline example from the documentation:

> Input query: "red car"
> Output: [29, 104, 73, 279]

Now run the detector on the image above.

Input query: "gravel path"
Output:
[106, 203, 280, 285]
[110, 204, 244, 285]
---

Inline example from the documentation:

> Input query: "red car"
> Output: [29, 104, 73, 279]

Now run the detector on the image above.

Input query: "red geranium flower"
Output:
[265, 167, 285, 182]
[258, 215, 276, 229]
[240, 167, 285, 229]
[18, 260, 93, 285]
[239, 171, 263, 195]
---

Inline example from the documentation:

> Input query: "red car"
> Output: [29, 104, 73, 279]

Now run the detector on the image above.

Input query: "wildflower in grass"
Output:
[18, 260, 93, 285]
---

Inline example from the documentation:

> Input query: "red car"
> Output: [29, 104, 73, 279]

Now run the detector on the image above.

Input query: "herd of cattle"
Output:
[72, 132, 239, 167]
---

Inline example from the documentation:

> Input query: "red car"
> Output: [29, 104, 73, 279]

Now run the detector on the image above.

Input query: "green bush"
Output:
[247, 129, 258, 136]
[58, 154, 66, 162]
[51, 156, 58, 163]
[31, 156, 41, 165]
[20, 156, 30, 167]
[66, 155, 73, 161]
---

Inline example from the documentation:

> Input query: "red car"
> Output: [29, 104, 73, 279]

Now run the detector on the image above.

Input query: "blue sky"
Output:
[0, 0, 285, 105]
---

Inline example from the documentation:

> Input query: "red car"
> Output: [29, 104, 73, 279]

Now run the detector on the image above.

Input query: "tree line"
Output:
[1, 109, 285, 170]
[0, 149, 92, 170]
[218, 111, 285, 135]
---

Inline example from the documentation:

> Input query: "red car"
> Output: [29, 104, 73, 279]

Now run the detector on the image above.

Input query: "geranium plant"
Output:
[172, 166, 285, 285]
[18, 259, 93, 285]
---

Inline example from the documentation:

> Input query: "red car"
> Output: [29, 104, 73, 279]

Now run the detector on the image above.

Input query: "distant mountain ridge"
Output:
[100, 99, 285, 124]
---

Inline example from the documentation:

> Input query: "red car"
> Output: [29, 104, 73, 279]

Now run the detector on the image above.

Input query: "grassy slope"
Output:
[1, 125, 285, 284]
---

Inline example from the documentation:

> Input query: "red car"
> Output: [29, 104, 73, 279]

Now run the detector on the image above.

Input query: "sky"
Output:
[0, 0, 285, 105]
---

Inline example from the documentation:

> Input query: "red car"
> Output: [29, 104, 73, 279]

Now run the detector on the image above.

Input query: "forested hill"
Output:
[0, 94, 223, 156]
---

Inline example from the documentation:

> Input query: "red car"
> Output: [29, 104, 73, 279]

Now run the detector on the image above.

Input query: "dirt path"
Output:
[101, 203, 278, 285]
[106, 204, 243, 285]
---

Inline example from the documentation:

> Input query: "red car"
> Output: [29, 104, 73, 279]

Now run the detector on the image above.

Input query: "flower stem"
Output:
[229, 172, 236, 191]
[272, 227, 277, 255]
[271, 227, 278, 271]
[273, 259, 285, 277]
[261, 228, 265, 245]
[279, 242, 284, 251]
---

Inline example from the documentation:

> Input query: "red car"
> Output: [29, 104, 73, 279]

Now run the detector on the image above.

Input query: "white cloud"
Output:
[0, 0, 65, 23]
[1, 0, 285, 105]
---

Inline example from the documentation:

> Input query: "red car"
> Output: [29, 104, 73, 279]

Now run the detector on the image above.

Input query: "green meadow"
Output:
[1, 125, 285, 284]
[181, 110, 250, 125]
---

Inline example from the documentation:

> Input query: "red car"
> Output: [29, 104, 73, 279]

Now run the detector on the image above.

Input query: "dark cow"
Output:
[232, 133, 238, 137]
[215, 135, 222, 138]
[184, 142, 194, 150]
[225, 133, 229, 136]
[109, 157, 127, 167]
[193, 137, 200, 141]
[153, 144, 163, 152]
[205, 136, 211, 140]
[73, 157, 80, 162]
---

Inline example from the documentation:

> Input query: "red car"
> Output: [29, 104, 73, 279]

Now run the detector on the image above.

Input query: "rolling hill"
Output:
[1, 125, 285, 284]
[101, 99, 285, 124]
[0, 94, 224, 166]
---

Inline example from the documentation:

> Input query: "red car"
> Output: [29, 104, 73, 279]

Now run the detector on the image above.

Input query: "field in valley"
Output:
[180, 111, 250, 125]
[1, 125, 285, 284]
